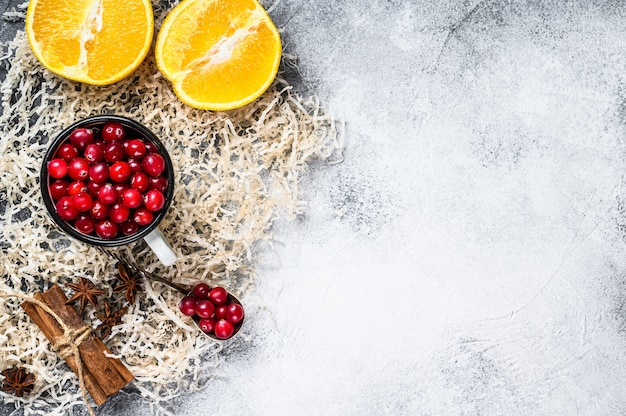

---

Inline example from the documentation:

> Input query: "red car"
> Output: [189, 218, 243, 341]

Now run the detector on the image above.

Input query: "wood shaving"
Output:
[0, 1, 342, 413]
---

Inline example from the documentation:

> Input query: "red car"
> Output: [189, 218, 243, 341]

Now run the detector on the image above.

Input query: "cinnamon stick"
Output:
[21, 294, 109, 405]
[21, 285, 134, 405]
[41, 286, 134, 393]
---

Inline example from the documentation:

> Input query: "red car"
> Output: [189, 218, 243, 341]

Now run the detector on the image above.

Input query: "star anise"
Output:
[113, 262, 141, 304]
[65, 277, 106, 314]
[1, 367, 36, 397]
[95, 301, 127, 339]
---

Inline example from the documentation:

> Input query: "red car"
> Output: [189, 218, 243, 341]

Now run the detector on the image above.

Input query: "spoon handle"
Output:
[95, 246, 189, 296]
[139, 269, 189, 296]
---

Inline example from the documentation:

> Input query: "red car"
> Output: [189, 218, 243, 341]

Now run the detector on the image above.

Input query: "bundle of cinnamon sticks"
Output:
[21, 285, 133, 405]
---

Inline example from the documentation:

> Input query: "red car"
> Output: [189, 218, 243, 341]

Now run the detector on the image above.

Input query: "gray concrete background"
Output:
[3, 0, 626, 415]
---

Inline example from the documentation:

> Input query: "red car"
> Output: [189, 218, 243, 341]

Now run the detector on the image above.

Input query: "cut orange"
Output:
[26, 0, 154, 86]
[155, 0, 282, 111]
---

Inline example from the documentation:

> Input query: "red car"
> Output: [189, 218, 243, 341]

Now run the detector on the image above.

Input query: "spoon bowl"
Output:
[106, 249, 244, 340]
[142, 269, 245, 340]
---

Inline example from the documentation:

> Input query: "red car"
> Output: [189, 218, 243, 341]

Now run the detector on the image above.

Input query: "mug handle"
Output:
[144, 228, 177, 266]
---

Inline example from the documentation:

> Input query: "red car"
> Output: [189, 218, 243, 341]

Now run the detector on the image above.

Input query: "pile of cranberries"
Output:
[46, 122, 169, 239]
[178, 284, 244, 340]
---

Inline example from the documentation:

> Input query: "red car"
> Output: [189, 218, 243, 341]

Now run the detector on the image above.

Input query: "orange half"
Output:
[155, 0, 282, 111]
[26, 0, 154, 85]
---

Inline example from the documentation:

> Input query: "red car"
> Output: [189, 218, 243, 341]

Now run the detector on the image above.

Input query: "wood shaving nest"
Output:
[0, 2, 343, 414]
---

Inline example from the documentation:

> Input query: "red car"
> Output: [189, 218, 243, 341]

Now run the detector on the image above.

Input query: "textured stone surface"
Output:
[3, 0, 626, 414]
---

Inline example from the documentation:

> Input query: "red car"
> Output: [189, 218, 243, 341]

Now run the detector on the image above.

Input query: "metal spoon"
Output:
[98, 247, 244, 340]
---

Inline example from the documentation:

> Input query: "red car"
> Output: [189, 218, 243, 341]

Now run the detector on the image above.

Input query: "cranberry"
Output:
[215, 305, 228, 320]
[90, 200, 109, 220]
[68, 158, 90, 181]
[48, 158, 68, 179]
[67, 180, 88, 196]
[56, 196, 79, 220]
[214, 319, 234, 340]
[102, 122, 126, 142]
[121, 188, 143, 209]
[144, 141, 157, 154]
[198, 317, 216, 334]
[109, 203, 130, 223]
[195, 299, 216, 319]
[124, 139, 147, 158]
[72, 192, 93, 212]
[86, 180, 103, 198]
[104, 142, 125, 163]
[95, 220, 118, 239]
[141, 153, 166, 177]
[120, 221, 140, 236]
[98, 184, 118, 205]
[49, 180, 69, 200]
[57, 143, 79, 162]
[112, 183, 129, 198]
[209, 287, 228, 305]
[74, 213, 96, 235]
[109, 161, 131, 183]
[69, 128, 94, 150]
[130, 172, 149, 193]
[178, 296, 197, 316]
[127, 158, 142, 173]
[89, 162, 109, 183]
[144, 189, 165, 212]
[83, 142, 104, 164]
[148, 176, 168, 193]
[192, 283, 211, 299]
[226, 303, 244, 324]
[133, 208, 154, 226]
